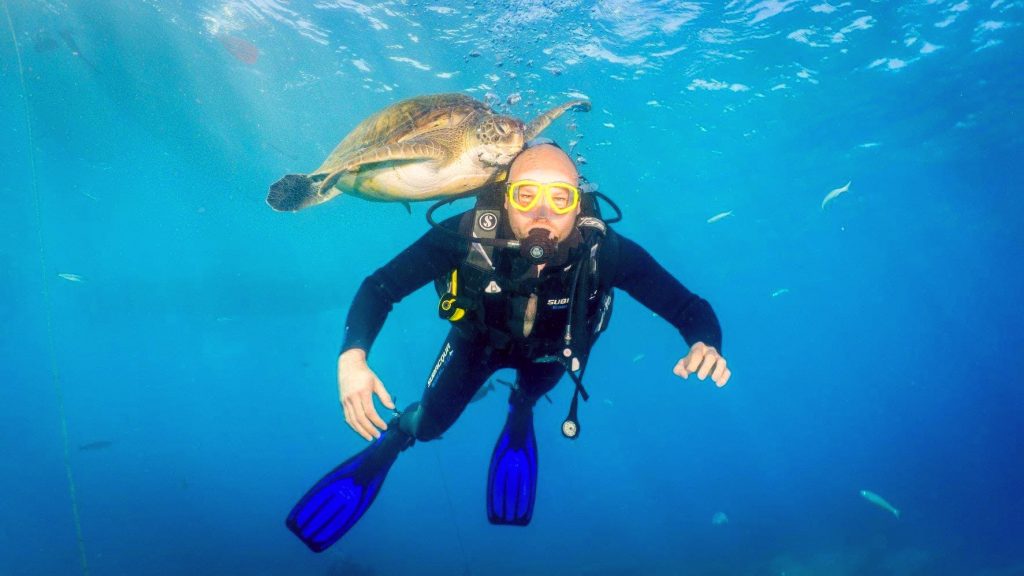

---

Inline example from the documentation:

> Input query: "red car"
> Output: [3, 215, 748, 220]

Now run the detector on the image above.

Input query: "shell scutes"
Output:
[313, 93, 492, 175]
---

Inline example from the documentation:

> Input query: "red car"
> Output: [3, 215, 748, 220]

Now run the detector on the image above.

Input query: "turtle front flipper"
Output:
[317, 140, 447, 195]
[267, 174, 323, 212]
[524, 100, 592, 141]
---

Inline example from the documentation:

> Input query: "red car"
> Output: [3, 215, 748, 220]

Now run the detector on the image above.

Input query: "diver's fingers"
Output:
[343, 394, 374, 441]
[697, 351, 719, 380]
[340, 398, 356, 435]
[340, 394, 357, 436]
[673, 357, 690, 378]
[353, 392, 382, 440]
[374, 378, 395, 410]
[349, 389, 378, 441]
[715, 367, 732, 387]
[688, 348, 704, 375]
[364, 383, 389, 432]
[712, 358, 728, 386]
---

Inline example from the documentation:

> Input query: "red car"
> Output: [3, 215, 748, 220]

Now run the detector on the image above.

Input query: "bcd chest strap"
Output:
[436, 190, 504, 322]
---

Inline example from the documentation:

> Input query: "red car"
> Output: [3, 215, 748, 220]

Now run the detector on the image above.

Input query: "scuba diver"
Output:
[286, 139, 731, 552]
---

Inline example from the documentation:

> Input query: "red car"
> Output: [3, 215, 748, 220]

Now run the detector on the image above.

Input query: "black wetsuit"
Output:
[341, 212, 722, 441]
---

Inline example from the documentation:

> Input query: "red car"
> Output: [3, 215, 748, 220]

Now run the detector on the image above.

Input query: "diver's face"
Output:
[504, 154, 580, 243]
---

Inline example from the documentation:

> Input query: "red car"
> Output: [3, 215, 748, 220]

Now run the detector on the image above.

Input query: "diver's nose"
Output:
[530, 201, 553, 219]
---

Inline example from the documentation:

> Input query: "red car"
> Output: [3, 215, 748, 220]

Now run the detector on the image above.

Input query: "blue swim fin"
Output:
[286, 427, 412, 552]
[487, 398, 537, 526]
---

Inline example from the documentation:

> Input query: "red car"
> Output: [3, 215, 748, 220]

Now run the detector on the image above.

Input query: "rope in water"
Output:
[431, 444, 472, 575]
[2, 3, 90, 574]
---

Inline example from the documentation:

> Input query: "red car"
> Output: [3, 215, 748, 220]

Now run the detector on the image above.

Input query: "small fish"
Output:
[78, 440, 113, 451]
[860, 489, 900, 518]
[58, 273, 84, 283]
[711, 511, 729, 525]
[821, 181, 851, 209]
[632, 353, 645, 363]
[58, 30, 99, 72]
[602, 398, 614, 407]
[707, 210, 733, 224]
[469, 381, 496, 403]
[771, 288, 790, 298]
[603, 122, 615, 128]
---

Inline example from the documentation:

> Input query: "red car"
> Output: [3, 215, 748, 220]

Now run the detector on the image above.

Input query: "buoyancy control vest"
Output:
[427, 183, 622, 438]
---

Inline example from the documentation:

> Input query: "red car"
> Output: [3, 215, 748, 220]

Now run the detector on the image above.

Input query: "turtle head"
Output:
[474, 116, 526, 166]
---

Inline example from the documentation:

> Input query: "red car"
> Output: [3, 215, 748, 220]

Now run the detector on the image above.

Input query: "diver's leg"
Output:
[398, 328, 500, 442]
[486, 360, 564, 526]
[512, 359, 566, 405]
[286, 329, 497, 551]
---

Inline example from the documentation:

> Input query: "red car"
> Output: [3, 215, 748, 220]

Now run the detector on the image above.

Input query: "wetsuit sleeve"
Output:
[340, 215, 465, 355]
[607, 230, 723, 352]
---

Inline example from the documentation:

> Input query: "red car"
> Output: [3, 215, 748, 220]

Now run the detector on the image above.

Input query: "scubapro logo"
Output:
[426, 342, 453, 388]
[477, 212, 498, 231]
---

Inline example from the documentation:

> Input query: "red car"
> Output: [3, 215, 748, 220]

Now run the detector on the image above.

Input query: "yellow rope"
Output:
[2, 3, 90, 574]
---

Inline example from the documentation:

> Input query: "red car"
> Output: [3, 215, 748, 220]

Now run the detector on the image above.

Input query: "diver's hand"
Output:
[337, 349, 395, 441]
[673, 342, 731, 388]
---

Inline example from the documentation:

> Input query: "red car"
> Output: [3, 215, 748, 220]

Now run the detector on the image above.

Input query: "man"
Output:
[286, 141, 731, 552]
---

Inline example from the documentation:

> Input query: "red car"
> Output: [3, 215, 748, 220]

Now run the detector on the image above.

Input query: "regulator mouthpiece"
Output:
[521, 228, 556, 265]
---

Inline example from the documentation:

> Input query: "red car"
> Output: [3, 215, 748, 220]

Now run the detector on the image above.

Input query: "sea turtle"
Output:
[266, 93, 590, 212]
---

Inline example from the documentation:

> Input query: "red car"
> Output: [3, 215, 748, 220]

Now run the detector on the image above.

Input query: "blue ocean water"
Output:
[2, 1, 1022, 574]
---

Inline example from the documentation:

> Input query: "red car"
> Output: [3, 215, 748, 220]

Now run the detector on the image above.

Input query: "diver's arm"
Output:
[608, 231, 730, 387]
[609, 231, 723, 350]
[337, 214, 464, 439]
[340, 215, 464, 355]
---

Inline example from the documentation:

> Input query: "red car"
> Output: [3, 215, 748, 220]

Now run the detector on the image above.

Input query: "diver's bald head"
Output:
[508, 143, 578, 184]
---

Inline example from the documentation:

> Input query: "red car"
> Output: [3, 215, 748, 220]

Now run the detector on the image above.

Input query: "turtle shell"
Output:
[312, 93, 493, 176]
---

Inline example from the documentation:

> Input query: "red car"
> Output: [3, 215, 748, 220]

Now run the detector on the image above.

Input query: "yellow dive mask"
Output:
[507, 180, 580, 215]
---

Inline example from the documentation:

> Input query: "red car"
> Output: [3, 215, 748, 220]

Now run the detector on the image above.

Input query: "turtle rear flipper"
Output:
[267, 174, 320, 212]
[524, 100, 591, 141]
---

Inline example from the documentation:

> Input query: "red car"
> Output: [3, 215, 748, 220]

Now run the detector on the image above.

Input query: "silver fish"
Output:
[860, 489, 900, 518]
[821, 181, 851, 209]
[707, 210, 734, 224]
